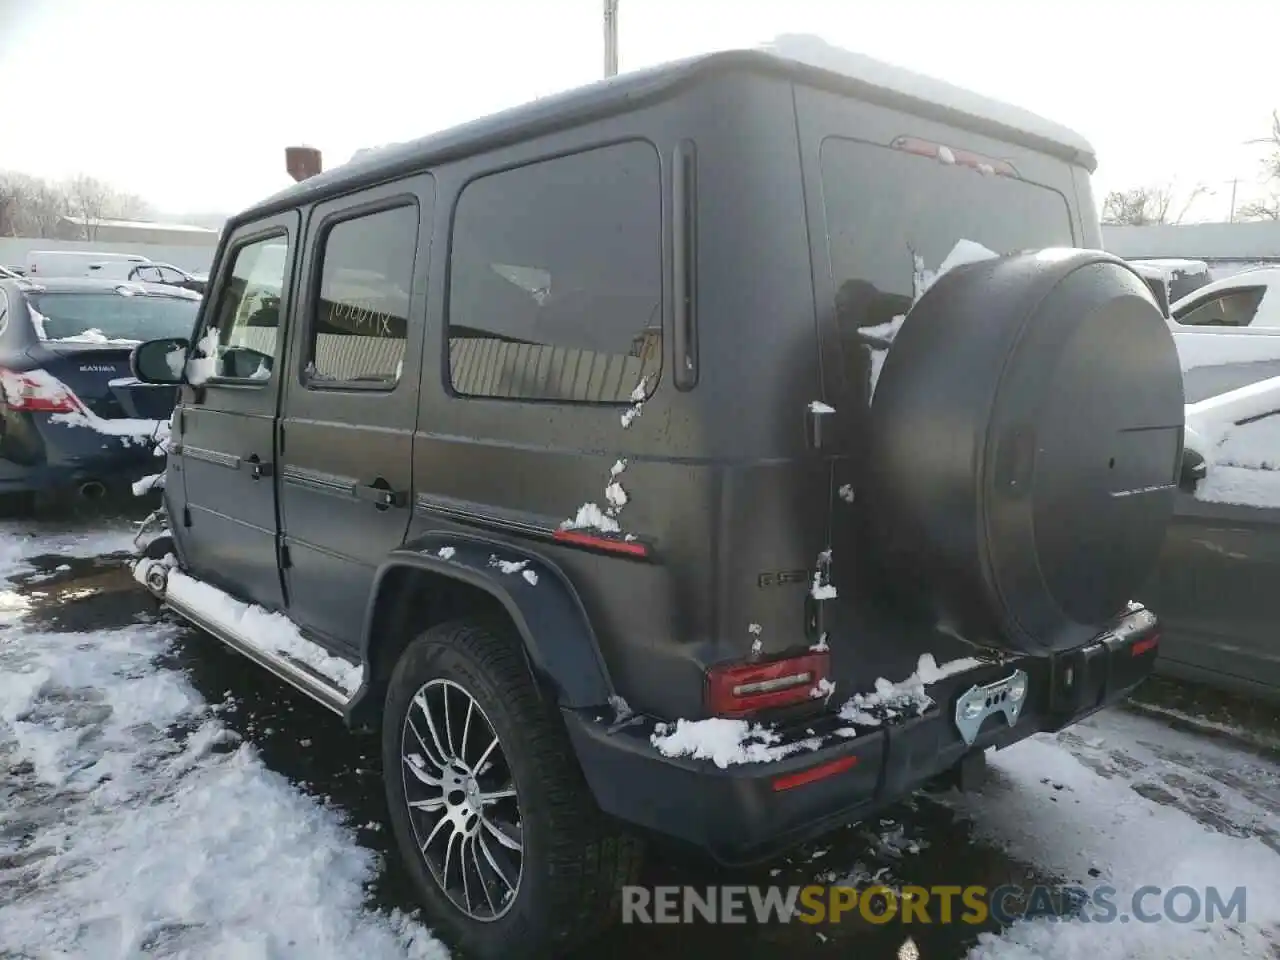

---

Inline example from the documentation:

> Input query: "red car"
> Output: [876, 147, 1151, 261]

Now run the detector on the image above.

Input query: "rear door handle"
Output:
[355, 483, 407, 509]
[247, 454, 273, 480]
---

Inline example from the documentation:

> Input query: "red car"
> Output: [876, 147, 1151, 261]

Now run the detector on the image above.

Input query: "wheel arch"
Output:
[345, 531, 615, 730]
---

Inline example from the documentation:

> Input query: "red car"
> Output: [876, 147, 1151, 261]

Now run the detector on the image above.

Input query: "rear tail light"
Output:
[1131, 634, 1159, 657]
[706, 652, 830, 717]
[0, 368, 81, 413]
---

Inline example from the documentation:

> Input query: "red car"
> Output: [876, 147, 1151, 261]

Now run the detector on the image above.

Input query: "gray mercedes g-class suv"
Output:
[128, 36, 1182, 959]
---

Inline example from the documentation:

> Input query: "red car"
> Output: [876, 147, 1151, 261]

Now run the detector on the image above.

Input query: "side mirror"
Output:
[1180, 447, 1208, 490]
[131, 337, 189, 384]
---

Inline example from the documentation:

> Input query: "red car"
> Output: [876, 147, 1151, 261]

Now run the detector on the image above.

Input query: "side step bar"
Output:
[138, 560, 356, 717]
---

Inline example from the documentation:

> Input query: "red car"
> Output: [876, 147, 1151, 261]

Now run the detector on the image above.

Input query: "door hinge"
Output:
[182, 506, 192, 528]
[280, 543, 292, 569]
[177, 407, 186, 433]
[278, 423, 285, 455]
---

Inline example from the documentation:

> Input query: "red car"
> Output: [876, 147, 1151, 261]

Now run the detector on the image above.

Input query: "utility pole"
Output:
[604, 0, 619, 77]
[1229, 178, 1238, 223]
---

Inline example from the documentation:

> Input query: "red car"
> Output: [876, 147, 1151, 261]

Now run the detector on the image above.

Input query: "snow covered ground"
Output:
[0, 517, 1277, 959]
[0, 520, 446, 959]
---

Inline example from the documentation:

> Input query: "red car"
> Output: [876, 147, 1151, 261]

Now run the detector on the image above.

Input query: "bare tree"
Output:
[1101, 186, 1174, 226]
[1, 170, 158, 237]
[114, 190, 155, 221]
[0, 172, 70, 237]
[64, 174, 116, 240]
[1236, 110, 1280, 222]
[1172, 183, 1211, 224]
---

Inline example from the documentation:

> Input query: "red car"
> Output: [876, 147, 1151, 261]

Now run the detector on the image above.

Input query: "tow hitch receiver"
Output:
[953, 669, 1029, 746]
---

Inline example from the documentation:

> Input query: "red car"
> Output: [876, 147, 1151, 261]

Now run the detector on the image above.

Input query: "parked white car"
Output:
[26, 250, 152, 278]
[1169, 267, 1280, 403]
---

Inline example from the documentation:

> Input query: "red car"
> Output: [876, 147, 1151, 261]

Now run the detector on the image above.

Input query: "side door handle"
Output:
[354, 482, 407, 509]
[246, 454, 273, 480]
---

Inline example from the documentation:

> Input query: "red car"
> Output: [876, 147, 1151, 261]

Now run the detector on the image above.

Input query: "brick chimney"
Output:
[286, 146, 322, 182]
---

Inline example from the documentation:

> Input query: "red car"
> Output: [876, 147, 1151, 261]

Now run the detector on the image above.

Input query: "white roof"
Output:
[760, 34, 1095, 161]
[59, 215, 217, 234]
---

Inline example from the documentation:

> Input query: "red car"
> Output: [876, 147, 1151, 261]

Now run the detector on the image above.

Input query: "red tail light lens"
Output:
[706, 652, 830, 717]
[1131, 634, 1159, 657]
[0, 368, 81, 412]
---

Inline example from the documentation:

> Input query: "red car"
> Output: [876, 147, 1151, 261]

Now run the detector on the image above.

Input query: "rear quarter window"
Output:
[446, 140, 662, 403]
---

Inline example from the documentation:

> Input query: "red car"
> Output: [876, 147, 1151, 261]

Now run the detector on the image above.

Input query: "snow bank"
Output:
[561, 502, 621, 534]
[51, 328, 142, 346]
[1184, 376, 1280, 508]
[132, 472, 165, 496]
[164, 567, 363, 695]
[0, 576, 443, 958]
[838, 653, 981, 726]
[759, 34, 1094, 159]
[0, 522, 138, 580]
[52, 409, 169, 449]
[953, 709, 1280, 959]
[1132, 258, 1210, 281]
[186, 327, 220, 385]
[651, 717, 821, 769]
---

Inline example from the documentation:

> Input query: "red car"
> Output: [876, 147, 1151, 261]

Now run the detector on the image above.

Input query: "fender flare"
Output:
[348, 531, 615, 722]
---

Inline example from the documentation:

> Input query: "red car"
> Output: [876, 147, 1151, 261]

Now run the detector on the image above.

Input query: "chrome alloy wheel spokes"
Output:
[400, 678, 523, 921]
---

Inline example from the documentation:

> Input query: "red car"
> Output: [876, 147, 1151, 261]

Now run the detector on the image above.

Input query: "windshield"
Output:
[26, 291, 199, 343]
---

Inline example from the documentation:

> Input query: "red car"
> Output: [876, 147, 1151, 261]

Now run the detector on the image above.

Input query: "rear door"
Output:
[793, 85, 1081, 681]
[277, 178, 430, 652]
[175, 215, 297, 609]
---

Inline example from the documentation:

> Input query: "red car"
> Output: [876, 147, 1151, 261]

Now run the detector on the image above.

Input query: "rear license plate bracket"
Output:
[953, 669, 1029, 746]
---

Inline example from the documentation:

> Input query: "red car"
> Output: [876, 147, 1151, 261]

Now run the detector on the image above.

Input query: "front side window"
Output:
[194, 235, 288, 382]
[447, 140, 662, 402]
[308, 203, 418, 386]
[1176, 289, 1267, 328]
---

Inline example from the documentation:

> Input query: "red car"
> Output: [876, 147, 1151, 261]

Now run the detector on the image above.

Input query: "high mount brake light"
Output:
[0, 368, 80, 413]
[891, 136, 1019, 178]
[706, 652, 830, 717]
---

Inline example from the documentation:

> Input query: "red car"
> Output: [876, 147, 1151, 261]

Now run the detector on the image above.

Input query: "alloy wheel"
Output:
[400, 678, 524, 921]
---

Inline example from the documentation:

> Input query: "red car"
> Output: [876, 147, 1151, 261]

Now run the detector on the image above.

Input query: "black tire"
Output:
[382, 618, 644, 959]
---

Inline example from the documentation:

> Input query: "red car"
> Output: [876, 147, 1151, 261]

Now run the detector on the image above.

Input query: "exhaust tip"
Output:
[79, 481, 107, 500]
[145, 567, 169, 593]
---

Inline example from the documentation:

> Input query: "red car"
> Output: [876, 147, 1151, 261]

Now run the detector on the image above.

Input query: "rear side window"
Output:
[307, 203, 419, 387]
[447, 141, 662, 402]
[821, 137, 1075, 333]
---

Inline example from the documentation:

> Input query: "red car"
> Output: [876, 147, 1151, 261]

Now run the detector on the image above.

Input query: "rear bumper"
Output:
[0, 410, 163, 494]
[565, 607, 1159, 865]
[0, 458, 157, 494]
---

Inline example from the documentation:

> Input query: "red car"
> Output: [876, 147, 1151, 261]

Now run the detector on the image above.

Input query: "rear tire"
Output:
[381, 618, 643, 959]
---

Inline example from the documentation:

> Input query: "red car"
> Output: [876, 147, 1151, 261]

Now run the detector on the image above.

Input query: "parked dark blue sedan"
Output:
[0, 277, 197, 508]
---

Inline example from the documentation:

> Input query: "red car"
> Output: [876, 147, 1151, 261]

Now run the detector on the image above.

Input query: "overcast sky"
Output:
[1, 0, 1276, 221]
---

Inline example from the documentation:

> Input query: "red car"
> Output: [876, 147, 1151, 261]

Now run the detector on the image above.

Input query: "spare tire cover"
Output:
[862, 249, 1183, 653]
